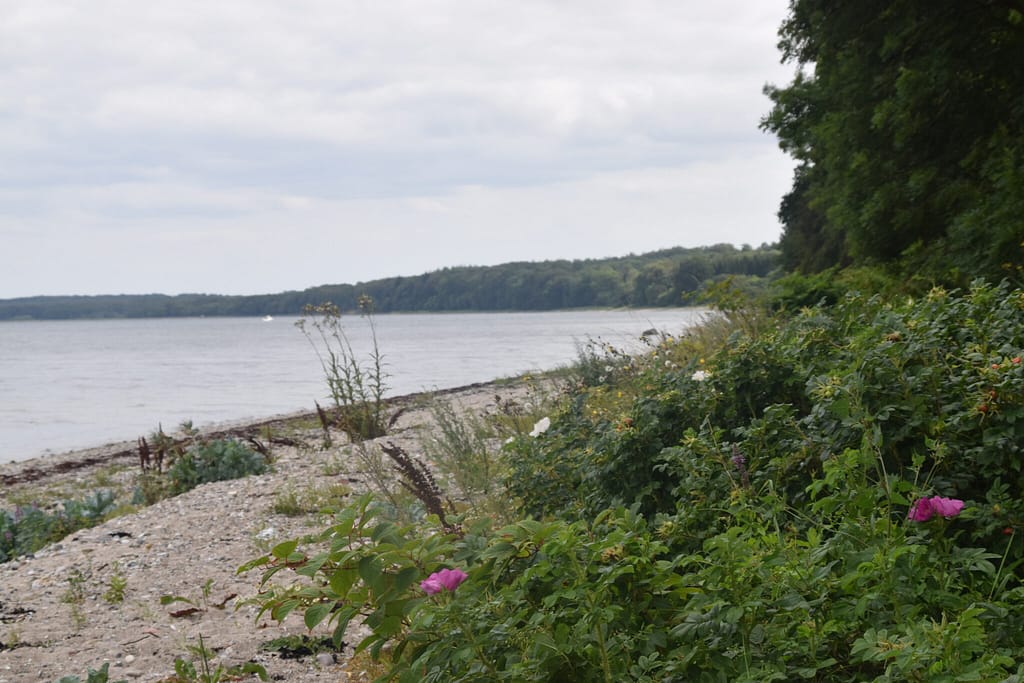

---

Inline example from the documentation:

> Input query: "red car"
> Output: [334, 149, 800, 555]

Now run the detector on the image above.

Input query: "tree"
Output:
[762, 0, 1024, 281]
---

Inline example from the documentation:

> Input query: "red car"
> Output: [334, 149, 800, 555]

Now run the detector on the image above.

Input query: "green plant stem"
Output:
[989, 530, 1016, 600]
[450, 607, 498, 679]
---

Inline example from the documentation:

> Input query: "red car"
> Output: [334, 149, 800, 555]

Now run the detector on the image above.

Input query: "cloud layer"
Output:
[1, 0, 795, 297]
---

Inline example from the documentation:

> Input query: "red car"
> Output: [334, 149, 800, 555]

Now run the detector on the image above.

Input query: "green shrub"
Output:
[166, 439, 267, 496]
[1, 491, 118, 563]
[243, 280, 1024, 681]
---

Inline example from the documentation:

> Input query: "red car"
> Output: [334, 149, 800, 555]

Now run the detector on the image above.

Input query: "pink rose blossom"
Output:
[908, 497, 935, 522]
[930, 497, 964, 518]
[420, 568, 468, 595]
[908, 496, 965, 522]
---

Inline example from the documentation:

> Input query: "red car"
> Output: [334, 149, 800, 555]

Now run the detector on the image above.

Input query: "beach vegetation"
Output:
[0, 491, 118, 563]
[165, 439, 267, 496]
[102, 563, 128, 605]
[61, 567, 89, 630]
[55, 662, 127, 683]
[297, 298, 395, 442]
[160, 579, 237, 618]
[419, 398, 506, 517]
[271, 481, 351, 517]
[163, 634, 268, 683]
[244, 280, 1024, 681]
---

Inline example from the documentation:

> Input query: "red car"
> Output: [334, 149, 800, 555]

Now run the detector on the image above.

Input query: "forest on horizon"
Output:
[0, 243, 778, 320]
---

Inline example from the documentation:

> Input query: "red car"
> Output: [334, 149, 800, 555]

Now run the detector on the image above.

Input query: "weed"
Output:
[271, 482, 351, 516]
[56, 662, 127, 683]
[296, 299, 393, 441]
[61, 567, 89, 629]
[162, 634, 268, 683]
[420, 398, 504, 514]
[103, 563, 127, 605]
[381, 442, 457, 533]
[261, 634, 343, 659]
[1, 491, 118, 564]
[160, 579, 236, 618]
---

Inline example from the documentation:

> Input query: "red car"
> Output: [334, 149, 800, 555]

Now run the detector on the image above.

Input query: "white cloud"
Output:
[0, 0, 796, 298]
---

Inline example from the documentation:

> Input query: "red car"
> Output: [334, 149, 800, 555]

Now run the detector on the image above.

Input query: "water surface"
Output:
[0, 309, 705, 463]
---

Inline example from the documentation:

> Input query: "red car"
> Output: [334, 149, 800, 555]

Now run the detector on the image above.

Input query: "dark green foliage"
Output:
[246, 282, 1024, 681]
[0, 244, 779, 319]
[763, 0, 1024, 283]
[519, 282, 1024, 539]
[261, 634, 343, 659]
[0, 491, 117, 563]
[165, 439, 267, 496]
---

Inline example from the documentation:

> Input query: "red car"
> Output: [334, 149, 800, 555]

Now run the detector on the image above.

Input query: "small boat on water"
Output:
[261, 315, 274, 322]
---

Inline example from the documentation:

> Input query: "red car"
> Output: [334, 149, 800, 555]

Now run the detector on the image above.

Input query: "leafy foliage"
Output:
[763, 1, 1024, 284]
[0, 244, 779, 320]
[165, 439, 267, 496]
[244, 281, 1024, 681]
[1, 491, 117, 563]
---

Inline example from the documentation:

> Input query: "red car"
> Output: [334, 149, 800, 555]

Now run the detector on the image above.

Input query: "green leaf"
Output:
[328, 567, 359, 597]
[304, 602, 334, 630]
[271, 539, 298, 560]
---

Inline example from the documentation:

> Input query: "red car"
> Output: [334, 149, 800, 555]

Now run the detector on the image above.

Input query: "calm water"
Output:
[0, 309, 706, 463]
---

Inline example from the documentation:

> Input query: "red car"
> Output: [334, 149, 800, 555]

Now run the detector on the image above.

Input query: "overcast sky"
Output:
[1, 0, 797, 298]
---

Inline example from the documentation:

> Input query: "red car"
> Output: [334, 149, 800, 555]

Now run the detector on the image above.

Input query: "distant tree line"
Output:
[0, 244, 779, 320]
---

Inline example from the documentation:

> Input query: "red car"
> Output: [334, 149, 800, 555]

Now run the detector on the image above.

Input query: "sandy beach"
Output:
[0, 380, 536, 682]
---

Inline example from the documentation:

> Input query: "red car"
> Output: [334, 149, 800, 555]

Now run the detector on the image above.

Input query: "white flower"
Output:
[691, 370, 708, 382]
[529, 416, 551, 437]
[504, 436, 515, 445]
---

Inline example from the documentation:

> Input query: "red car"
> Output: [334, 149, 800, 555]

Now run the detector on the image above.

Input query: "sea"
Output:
[0, 308, 707, 464]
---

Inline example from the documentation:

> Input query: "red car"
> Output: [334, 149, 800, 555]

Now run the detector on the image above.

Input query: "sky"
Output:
[1, 0, 798, 299]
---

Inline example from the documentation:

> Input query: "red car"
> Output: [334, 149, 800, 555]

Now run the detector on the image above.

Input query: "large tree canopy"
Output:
[762, 0, 1024, 283]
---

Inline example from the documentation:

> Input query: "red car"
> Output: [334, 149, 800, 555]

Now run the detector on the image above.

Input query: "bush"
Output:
[1, 491, 117, 563]
[166, 439, 267, 496]
[243, 280, 1024, 681]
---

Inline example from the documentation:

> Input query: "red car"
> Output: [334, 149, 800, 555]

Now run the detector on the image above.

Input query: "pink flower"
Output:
[930, 497, 964, 518]
[908, 496, 965, 522]
[420, 568, 468, 595]
[908, 497, 935, 522]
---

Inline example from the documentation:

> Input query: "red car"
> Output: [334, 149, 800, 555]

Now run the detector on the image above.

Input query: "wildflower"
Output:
[1013, 357, 1022, 365]
[421, 568, 468, 595]
[907, 498, 934, 522]
[691, 370, 708, 382]
[529, 417, 551, 437]
[931, 497, 964, 518]
[908, 496, 964, 522]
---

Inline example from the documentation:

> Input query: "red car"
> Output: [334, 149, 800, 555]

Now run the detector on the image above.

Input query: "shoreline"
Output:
[0, 378, 539, 682]
[0, 378, 512, 488]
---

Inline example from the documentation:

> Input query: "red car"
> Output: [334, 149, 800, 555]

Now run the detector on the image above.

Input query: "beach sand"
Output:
[0, 380, 537, 682]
